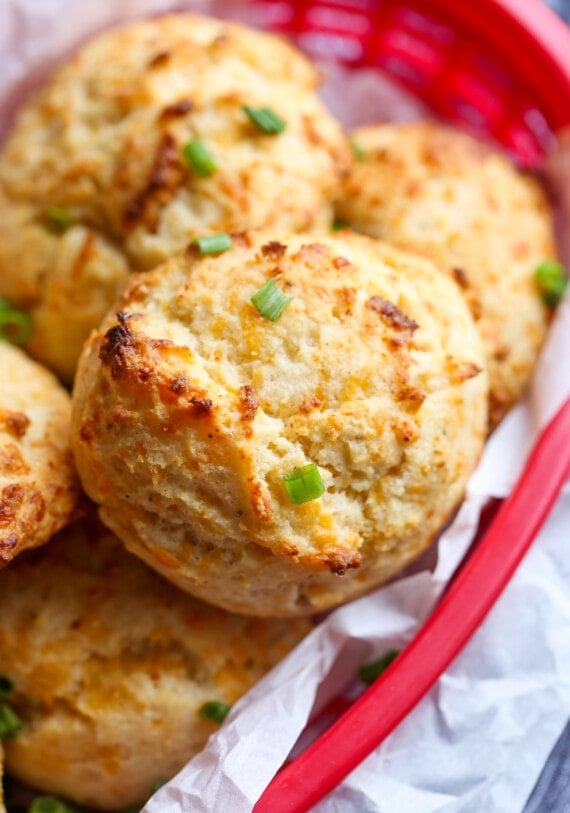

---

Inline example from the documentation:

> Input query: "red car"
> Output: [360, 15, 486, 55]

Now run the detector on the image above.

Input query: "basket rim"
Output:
[413, 0, 570, 133]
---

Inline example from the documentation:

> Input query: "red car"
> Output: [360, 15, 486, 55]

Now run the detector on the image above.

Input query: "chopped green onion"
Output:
[332, 219, 348, 231]
[0, 701, 22, 739]
[45, 206, 73, 234]
[243, 105, 286, 135]
[251, 278, 293, 321]
[150, 779, 167, 794]
[192, 233, 232, 255]
[350, 140, 367, 161]
[0, 298, 12, 312]
[120, 807, 139, 813]
[0, 307, 33, 346]
[28, 796, 82, 813]
[358, 648, 400, 685]
[182, 139, 217, 177]
[0, 676, 12, 697]
[534, 260, 568, 308]
[283, 463, 325, 505]
[199, 700, 231, 724]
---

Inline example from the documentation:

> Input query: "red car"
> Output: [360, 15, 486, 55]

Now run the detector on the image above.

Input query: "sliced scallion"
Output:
[192, 233, 232, 255]
[350, 140, 367, 161]
[283, 463, 325, 505]
[332, 219, 348, 231]
[0, 701, 22, 739]
[28, 796, 81, 813]
[182, 139, 217, 177]
[534, 260, 568, 308]
[45, 205, 73, 234]
[358, 648, 400, 685]
[199, 700, 231, 724]
[251, 278, 293, 322]
[0, 307, 33, 346]
[243, 105, 286, 135]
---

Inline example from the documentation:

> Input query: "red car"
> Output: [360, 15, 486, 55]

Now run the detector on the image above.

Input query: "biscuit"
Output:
[72, 230, 488, 616]
[0, 514, 312, 809]
[0, 341, 80, 566]
[335, 121, 557, 426]
[0, 13, 350, 381]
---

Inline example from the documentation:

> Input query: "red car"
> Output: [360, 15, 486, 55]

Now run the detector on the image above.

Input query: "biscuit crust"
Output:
[335, 121, 557, 426]
[72, 230, 488, 616]
[0, 514, 311, 809]
[0, 342, 80, 566]
[0, 13, 350, 381]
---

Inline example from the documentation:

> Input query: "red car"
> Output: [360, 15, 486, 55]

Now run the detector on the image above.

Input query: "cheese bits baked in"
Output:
[0, 514, 311, 809]
[0, 13, 350, 381]
[0, 341, 80, 566]
[72, 230, 488, 616]
[336, 121, 558, 426]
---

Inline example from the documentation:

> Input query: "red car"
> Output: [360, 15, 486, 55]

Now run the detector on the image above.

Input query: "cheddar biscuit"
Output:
[336, 121, 557, 426]
[0, 341, 80, 566]
[0, 514, 311, 809]
[0, 13, 350, 381]
[72, 230, 488, 616]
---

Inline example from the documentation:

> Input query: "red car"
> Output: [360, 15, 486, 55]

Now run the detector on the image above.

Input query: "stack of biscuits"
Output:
[0, 12, 560, 810]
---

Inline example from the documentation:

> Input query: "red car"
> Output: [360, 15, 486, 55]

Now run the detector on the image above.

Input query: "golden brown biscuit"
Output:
[72, 230, 488, 616]
[0, 341, 80, 566]
[0, 13, 350, 382]
[0, 514, 312, 810]
[335, 121, 557, 426]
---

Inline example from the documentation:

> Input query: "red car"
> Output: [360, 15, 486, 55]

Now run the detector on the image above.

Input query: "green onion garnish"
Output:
[358, 648, 400, 685]
[332, 219, 348, 231]
[0, 701, 22, 739]
[243, 105, 286, 135]
[199, 700, 231, 724]
[350, 140, 367, 161]
[0, 676, 12, 697]
[150, 779, 167, 794]
[251, 278, 293, 321]
[182, 139, 217, 177]
[192, 233, 232, 255]
[534, 260, 568, 308]
[28, 796, 82, 813]
[283, 463, 325, 505]
[45, 206, 73, 234]
[0, 307, 33, 346]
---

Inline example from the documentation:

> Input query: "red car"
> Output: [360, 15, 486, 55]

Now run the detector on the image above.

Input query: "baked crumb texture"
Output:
[72, 230, 489, 616]
[0, 13, 350, 382]
[0, 341, 81, 567]
[0, 513, 311, 809]
[336, 121, 558, 427]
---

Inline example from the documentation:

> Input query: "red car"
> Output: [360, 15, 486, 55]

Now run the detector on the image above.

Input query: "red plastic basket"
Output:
[254, 0, 570, 166]
[243, 0, 570, 809]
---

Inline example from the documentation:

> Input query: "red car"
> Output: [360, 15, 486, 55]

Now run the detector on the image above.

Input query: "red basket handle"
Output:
[254, 396, 570, 813]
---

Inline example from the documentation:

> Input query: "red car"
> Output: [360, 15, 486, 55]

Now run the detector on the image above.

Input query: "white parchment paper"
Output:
[1, 2, 569, 812]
